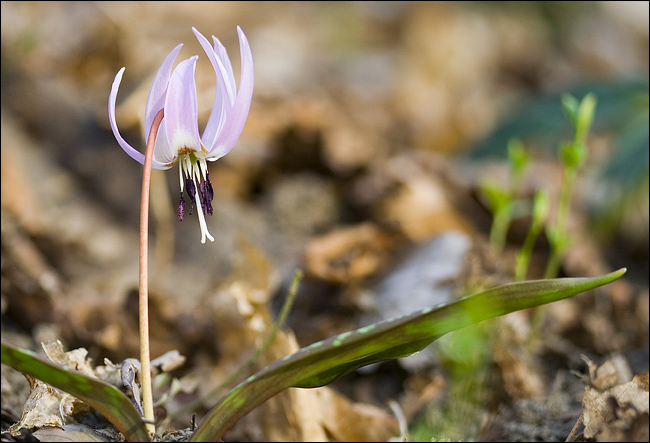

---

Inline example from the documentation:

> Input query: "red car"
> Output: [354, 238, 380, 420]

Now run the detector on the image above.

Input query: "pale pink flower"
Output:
[109, 27, 254, 243]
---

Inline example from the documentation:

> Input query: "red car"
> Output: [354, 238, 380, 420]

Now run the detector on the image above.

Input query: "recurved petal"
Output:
[151, 117, 175, 165]
[162, 56, 203, 161]
[206, 26, 254, 161]
[193, 27, 230, 150]
[212, 35, 236, 106]
[201, 35, 238, 149]
[109, 68, 170, 170]
[144, 43, 183, 141]
[109, 68, 142, 162]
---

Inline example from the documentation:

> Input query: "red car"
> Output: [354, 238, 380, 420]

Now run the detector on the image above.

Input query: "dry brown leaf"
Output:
[41, 341, 97, 378]
[8, 376, 66, 436]
[269, 332, 399, 442]
[315, 387, 400, 442]
[32, 424, 111, 442]
[0, 114, 46, 234]
[304, 222, 396, 283]
[578, 356, 649, 441]
[379, 155, 470, 241]
[492, 312, 546, 399]
[7, 342, 122, 437]
[8, 342, 102, 437]
[322, 122, 387, 175]
[226, 329, 328, 441]
[493, 344, 546, 399]
[226, 328, 399, 442]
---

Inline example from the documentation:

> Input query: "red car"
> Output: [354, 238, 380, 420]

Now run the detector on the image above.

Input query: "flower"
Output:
[109, 27, 254, 243]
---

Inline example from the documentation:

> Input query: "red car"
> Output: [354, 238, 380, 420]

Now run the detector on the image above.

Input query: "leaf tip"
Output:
[599, 267, 626, 285]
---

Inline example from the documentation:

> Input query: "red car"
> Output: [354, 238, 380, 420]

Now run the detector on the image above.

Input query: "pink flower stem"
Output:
[139, 108, 164, 435]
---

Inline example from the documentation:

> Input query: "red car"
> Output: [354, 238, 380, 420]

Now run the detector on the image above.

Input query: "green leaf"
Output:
[561, 93, 580, 130]
[507, 137, 528, 175]
[575, 93, 597, 143]
[481, 182, 510, 213]
[532, 189, 550, 223]
[559, 140, 587, 169]
[191, 269, 626, 441]
[1, 342, 149, 442]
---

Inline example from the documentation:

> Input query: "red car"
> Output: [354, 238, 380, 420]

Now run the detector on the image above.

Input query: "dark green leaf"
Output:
[1, 342, 149, 442]
[191, 269, 626, 441]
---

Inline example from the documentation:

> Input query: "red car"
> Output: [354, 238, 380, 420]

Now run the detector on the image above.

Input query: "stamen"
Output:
[190, 161, 206, 214]
[205, 171, 214, 201]
[192, 160, 202, 186]
[179, 161, 185, 192]
[186, 178, 196, 215]
[198, 158, 208, 182]
[193, 188, 215, 244]
[176, 155, 215, 244]
[198, 182, 206, 214]
[178, 191, 185, 221]
[202, 172, 214, 216]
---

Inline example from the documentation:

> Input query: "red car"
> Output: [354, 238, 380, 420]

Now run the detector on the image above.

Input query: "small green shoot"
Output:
[545, 93, 597, 278]
[515, 190, 550, 281]
[483, 138, 530, 252]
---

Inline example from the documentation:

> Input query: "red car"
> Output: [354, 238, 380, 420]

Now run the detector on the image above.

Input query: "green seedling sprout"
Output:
[483, 138, 530, 252]
[544, 93, 596, 279]
[508, 137, 529, 196]
[515, 190, 550, 281]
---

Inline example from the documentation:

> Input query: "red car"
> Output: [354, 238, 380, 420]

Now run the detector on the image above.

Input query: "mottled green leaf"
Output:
[191, 269, 626, 441]
[1, 342, 149, 442]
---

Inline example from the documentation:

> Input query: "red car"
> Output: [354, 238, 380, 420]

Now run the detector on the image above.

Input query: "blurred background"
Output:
[1, 2, 648, 441]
